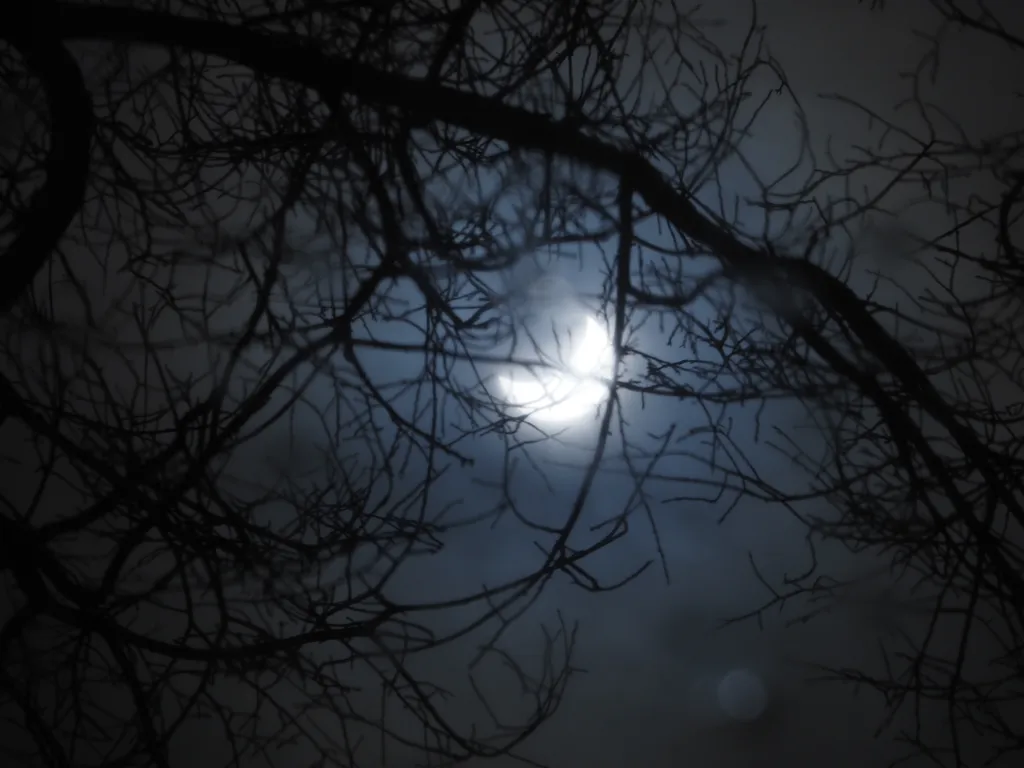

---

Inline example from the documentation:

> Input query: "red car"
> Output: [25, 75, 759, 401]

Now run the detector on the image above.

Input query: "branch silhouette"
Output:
[0, 2, 1021, 767]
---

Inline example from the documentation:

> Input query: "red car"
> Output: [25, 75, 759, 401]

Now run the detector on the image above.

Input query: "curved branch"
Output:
[0, 7, 93, 313]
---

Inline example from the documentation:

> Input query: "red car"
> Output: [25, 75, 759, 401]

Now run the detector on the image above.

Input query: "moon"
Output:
[496, 316, 614, 424]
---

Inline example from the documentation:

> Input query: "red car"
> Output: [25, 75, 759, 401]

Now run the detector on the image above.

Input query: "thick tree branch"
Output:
[0, 5, 93, 313]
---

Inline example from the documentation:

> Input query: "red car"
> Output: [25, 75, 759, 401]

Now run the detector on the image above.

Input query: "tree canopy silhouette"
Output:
[1, 1, 1022, 767]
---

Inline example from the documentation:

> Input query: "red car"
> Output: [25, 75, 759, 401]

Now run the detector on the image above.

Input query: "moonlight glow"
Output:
[497, 316, 614, 424]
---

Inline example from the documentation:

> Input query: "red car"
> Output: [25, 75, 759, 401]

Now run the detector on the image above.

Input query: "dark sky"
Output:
[3, 2, 1023, 768]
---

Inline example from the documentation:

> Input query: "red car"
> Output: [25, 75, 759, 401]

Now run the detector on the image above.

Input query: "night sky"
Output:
[2, 2, 1023, 768]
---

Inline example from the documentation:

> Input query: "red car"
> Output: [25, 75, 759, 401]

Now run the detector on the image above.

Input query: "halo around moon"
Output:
[496, 315, 614, 424]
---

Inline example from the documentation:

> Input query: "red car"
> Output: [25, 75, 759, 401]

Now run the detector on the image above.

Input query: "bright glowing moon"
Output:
[496, 316, 614, 424]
